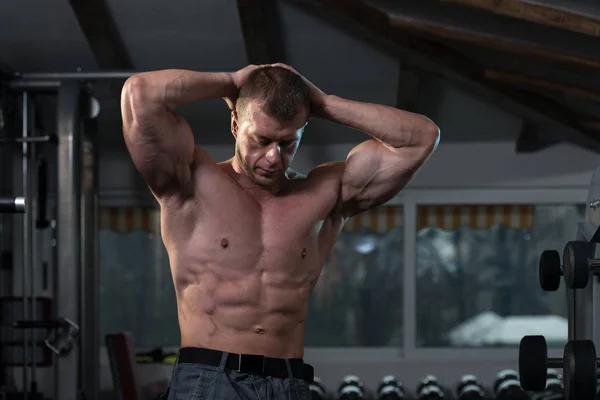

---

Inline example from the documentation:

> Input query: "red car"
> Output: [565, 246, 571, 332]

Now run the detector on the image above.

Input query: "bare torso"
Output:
[160, 149, 344, 359]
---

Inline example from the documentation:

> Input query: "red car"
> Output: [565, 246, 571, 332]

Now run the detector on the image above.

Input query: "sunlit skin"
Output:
[121, 64, 439, 359]
[160, 101, 343, 359]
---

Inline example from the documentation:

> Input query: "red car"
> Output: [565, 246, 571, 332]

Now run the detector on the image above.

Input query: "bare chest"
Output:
[162, 179, 341, 282]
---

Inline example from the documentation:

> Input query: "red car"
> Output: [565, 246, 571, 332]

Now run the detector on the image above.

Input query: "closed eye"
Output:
[255, 136, 270, 146]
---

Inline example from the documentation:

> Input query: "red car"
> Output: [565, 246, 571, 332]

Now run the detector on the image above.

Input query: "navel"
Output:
[221, 238, 229, 248]
[254, 326, 266, 334]
[302, 248, 307, 258]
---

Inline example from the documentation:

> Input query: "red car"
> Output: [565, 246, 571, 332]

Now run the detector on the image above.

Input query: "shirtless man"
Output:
[121, 63, 439, 399]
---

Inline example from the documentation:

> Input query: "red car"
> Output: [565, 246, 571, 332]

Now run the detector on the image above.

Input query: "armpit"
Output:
[285, 168, 307, 180]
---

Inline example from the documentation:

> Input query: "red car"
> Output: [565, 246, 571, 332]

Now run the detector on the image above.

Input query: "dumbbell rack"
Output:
[519, 171, 600, 400]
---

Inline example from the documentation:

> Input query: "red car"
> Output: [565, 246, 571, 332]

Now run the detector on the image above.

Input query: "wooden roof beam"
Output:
[287, 0, 600, 152]
[69, 0, 134, 70]
[236, 0, 286, 65]
[484, 68, 600, 103]
[442, 0, 600, 37]
[387, 11, 600, 70]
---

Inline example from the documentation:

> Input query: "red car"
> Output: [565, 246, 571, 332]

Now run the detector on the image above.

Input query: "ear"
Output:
[231, 111, 239, 139]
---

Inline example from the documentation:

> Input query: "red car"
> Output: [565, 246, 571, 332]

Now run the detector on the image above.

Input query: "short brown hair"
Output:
[236, 66, 311, 122]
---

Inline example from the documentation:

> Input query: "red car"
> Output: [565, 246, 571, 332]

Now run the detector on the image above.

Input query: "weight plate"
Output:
[563, 340, 597, 400]
[494, 369, 518, 393]
[539, 250, 561, 291]
[519, 335, 548, 391]
[563, 241, 590, 289]
[417, 375, 438, 394]
[456, 374, 478, 394]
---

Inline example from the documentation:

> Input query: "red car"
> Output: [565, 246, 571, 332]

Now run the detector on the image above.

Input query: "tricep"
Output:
[121, 79, 196, 199]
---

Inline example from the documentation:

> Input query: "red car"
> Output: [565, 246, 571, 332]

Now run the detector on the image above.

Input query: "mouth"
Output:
[257, 167, 281, 176]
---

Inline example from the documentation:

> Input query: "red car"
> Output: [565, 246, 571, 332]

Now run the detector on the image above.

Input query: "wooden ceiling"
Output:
[1, 0, 600, 152]
[286, 0, 600, 153]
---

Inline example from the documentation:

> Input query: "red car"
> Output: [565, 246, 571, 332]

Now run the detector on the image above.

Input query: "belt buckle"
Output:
[237, 354, 265, 373]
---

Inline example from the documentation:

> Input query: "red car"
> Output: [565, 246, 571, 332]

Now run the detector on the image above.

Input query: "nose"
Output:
[264, 143, 282, 166]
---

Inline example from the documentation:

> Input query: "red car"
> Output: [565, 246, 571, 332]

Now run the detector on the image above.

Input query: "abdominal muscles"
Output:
[173, 236, 320, 358]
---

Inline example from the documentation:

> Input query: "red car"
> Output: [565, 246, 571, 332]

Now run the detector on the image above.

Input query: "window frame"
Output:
[397, 187, 587, 361]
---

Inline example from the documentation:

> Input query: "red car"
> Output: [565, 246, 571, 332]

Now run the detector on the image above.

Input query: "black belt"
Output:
[177, 347, 314, 383]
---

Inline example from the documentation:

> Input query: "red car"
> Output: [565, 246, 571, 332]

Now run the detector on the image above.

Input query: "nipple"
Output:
[302, 248, 307, 258]
[221, 238, 229, 248]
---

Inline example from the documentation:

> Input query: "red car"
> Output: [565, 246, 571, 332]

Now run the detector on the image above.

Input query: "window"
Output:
[305, 205, 404, 347]
[415, 204, 585, 348]
[99, 208, 178, 348]
[99, 205, 404, 348]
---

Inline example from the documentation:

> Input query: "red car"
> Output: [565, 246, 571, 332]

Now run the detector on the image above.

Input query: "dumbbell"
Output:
[530, 370, 565, 400]
[455, 374, 484, 400]
[338, 375, 365, 399]
[310, 377, 327, 400]
[0, 196, 26, 213]
[494, 369, 528, 400]
[562, 241, 600, 289]
[539, 250, 562, 291]
[377, 375, 405, 399]
[519, 335, 597, 399]
[416, 375, 444, 399]
[539, 241, 600, 290]
[545, 370, 564, 398]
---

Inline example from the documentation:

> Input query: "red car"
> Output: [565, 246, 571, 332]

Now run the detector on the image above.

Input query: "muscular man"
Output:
[121, 64, 439, 399]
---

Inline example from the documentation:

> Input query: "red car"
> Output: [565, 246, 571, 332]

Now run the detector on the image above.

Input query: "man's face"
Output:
[232, 101, 307, 187]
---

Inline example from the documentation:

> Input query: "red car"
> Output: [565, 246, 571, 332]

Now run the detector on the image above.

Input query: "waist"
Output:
[179, 318, 306, 358]
[176, 347, 314, 383]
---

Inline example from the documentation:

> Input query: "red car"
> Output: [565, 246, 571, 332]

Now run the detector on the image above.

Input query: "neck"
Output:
[229, 157, 288, 196]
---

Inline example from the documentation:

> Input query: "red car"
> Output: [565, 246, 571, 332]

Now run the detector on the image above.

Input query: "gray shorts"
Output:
[161, 350, 311, 400]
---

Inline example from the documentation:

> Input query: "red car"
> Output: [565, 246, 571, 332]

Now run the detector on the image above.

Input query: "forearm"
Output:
[125, 69, 235, 111]
[320, 95, 439, 149]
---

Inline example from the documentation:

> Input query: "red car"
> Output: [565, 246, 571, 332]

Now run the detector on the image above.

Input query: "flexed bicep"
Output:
[340, 139, 432, 217]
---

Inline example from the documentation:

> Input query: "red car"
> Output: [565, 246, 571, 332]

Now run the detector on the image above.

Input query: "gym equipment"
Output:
[562, 240, 600, 289]
[493, 369, 528, 400]
[0, 296, 54, 367]
[520, 336, 561, 390]
[0, 135, 56, 144]
[0, 197, 26, 213]
[529, 370, 565, 400]
[519, 335, 597, 399]
[377, 375, 404, 399]
[13, 318, 80, 356]
[309, 377, 326, 400]
[562, 340, 596, 400]
[545, 370, 565, 398]
[10, 70, 136, 80]
[416, 375, 444, 400]
[455, 374, 484, 400]
[538, 240, 600, 291]
[539, 249, 562, 291]
[105, 333, 143, 400]
[35, 158, 49, 229]
[338, 375, 365, 399]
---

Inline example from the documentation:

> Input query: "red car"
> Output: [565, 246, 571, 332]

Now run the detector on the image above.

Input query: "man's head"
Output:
[231, 66, 311, 187]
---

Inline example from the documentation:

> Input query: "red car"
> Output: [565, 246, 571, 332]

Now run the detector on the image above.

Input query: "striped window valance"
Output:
[98, 205, 534, 234]
[99, 207, 161, 234]
[417, 205, 534, 231]
[343, 206, 403, 233]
